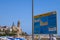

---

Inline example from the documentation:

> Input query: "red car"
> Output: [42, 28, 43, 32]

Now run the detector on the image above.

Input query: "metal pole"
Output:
[39, 34, 41, 40]
[49, 34, 53, 40]
[32, 0, 34, 40]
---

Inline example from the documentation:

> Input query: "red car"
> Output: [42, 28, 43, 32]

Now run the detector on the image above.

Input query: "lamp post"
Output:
[32, 0, 34, 40]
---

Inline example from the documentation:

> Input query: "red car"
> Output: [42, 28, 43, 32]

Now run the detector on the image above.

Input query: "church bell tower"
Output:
[17, 20, 22, 37]
[17, 20, 20, 27]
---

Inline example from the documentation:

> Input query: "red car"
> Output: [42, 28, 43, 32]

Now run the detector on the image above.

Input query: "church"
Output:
[0, 20, 27, 37]
[11, 20, 22, 37]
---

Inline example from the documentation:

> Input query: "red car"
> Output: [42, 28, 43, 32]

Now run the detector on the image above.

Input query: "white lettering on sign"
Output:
[49, 27, 56, 31]
[34, 20, 40, 22]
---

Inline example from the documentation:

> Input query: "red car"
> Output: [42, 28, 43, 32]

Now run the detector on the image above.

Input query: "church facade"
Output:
[0, 20, 23, 37]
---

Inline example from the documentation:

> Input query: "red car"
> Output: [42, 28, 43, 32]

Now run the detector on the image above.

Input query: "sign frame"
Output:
[34, 11, 57, 34]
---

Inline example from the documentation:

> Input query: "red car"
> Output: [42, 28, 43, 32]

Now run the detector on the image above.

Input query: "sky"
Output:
[0, 0, 60, 35]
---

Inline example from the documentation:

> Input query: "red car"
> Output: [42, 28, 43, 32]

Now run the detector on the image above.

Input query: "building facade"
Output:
[0, 20, 22, 37]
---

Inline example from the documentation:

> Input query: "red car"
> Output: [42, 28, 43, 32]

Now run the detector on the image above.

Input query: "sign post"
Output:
[49, 34, 53, 40]
[39, 34, 41, 40]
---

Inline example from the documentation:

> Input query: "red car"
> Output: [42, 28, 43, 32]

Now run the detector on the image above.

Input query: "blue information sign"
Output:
[34, 11, 57, 34]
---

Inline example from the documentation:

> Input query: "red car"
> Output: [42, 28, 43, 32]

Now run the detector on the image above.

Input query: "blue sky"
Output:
[0, 0, 60, 35]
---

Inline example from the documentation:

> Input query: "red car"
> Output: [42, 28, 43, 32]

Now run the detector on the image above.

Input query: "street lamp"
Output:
[32, 0, 34, 40]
